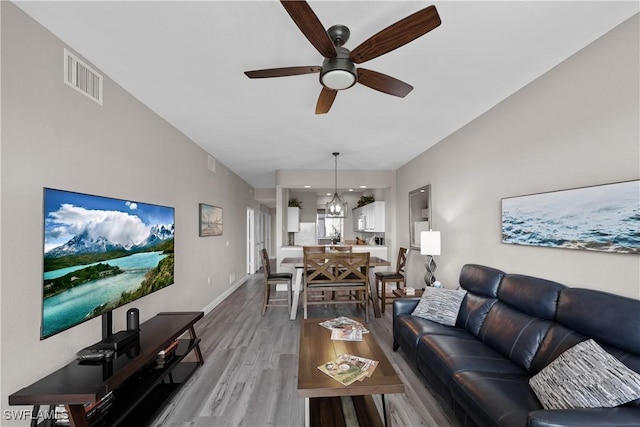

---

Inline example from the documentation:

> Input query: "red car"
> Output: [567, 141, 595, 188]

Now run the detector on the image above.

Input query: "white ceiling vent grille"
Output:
[208, 155, 216, 173]
[64, 48, 103, 105]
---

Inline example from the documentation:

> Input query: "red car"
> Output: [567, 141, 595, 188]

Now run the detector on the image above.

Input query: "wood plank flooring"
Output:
[151, 270, 458, 427]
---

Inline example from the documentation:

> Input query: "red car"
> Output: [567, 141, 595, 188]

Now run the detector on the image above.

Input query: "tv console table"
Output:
[9, 311, 204, 427]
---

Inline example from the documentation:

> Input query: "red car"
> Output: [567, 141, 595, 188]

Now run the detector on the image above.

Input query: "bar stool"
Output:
[374, 247, 407, 313]
[261, 248, 292, 315]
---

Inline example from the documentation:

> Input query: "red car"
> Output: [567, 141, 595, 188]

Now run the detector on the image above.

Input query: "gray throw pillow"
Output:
[529, 339, 640, 410]
[411, 288, 467, 326]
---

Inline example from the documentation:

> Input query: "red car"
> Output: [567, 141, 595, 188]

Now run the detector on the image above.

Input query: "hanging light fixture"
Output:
[326, 152, 348, 218]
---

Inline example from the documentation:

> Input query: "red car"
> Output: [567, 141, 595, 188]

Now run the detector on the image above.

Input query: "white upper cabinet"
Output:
[352, 201, 385, 232]
[287, 207, 300, 232]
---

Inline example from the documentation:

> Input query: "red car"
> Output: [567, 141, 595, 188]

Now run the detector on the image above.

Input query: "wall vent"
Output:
[208, 155, 216, 173]
[64, 48, 103, 105]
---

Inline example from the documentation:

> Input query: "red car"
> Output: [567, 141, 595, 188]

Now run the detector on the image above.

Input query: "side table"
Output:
[392, 289, 424, 298]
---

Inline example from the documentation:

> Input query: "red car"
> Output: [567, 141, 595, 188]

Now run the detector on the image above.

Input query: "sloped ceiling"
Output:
[14, 1, 639, 189]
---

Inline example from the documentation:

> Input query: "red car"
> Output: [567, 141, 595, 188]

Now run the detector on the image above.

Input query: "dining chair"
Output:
[328, 245, 352, 300]
[302, 245, 328, 304]
[303, 245, 326, 254]
[374, 247, 407, 313]
[303, 251, 370, 322]
[261, 248, 292, 315]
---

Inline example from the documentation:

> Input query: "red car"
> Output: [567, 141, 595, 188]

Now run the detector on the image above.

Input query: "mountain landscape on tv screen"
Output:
[41, 188, 175, 338]
[45, 224, 174, 263]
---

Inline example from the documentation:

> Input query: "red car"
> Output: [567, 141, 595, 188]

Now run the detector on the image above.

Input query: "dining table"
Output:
[280, 256, 391, 320]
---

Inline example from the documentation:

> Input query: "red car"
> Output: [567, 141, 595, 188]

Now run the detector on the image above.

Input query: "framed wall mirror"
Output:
[409, 185, 431, 250]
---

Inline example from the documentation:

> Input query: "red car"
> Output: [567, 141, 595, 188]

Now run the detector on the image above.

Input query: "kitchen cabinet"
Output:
[287, 207, 300, 232]
[353, 201, 385, 232]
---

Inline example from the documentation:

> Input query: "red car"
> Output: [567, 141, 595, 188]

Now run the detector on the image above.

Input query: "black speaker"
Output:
[126, 308, 139, 331]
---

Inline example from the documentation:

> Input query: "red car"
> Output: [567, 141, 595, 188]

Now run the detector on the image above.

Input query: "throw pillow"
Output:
[411, 288, 467, 326]
[529, 339, 640, 410]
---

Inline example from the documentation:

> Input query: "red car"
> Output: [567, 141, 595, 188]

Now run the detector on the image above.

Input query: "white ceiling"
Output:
[15, 1, 639, 190]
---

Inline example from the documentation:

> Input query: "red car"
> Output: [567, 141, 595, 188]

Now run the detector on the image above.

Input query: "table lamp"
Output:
[420, 230, 441, 287]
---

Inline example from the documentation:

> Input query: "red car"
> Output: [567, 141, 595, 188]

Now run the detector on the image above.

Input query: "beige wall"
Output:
[0, 3, 261, 422]
[398, 15, 640, 299]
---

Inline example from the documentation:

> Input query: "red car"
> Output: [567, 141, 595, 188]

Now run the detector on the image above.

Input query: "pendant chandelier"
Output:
[326, 152, 348, 218]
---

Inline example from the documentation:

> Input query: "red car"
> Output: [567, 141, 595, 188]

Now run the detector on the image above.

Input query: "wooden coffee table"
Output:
[297, 318, 405, 427]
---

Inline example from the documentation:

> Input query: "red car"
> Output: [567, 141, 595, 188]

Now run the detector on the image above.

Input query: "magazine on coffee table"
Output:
[319, 317, 369, 334]
[330, 327, 363, 341]
[318, 353, 378, 386]
[338, 353, 379, 380]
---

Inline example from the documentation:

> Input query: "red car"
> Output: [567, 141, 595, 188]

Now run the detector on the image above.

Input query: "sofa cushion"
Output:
[479, 301, 553, 371]
[416, 334, 526, 388]
[498, 274, 565, 319]
[528, 408, 640, 427]
[529, 323, 586, 374]
[411, 288, 467, 326]
[394, 314, 470, 362]
[459, 264, 504, 297]
[556, 288, 640, 355]
[455, 292, 498, 337]
[450, 371, 541, 427]
[529, 339, 640, 410]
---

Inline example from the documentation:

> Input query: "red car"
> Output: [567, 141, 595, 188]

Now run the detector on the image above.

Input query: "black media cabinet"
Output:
[9, 312, 204, 427]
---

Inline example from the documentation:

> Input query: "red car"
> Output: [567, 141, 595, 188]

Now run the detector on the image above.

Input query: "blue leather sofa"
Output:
[393, 264, 640, 427]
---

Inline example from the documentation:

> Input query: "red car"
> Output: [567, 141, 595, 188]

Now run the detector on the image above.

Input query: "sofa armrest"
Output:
[528, 407, 640, 427]
[393, 298, 420, 317]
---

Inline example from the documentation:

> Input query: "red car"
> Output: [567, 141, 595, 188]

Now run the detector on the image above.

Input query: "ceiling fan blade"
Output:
[315, 87, 337, 114]
[244, 66, 321, 79]
[357, 69, 413, 98]
[280, 0, 337, 59]
[350, 5, 441, 64]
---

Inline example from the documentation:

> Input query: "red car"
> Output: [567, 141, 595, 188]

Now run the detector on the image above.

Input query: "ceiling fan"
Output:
[244, 1, 441, 114]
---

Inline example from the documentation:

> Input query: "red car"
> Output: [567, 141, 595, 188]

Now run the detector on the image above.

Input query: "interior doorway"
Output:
[248, 208, 272, 275]
[247, 208, 255, 274]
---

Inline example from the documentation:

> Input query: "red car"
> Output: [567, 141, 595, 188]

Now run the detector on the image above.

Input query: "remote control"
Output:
[76, 348, 115, 361]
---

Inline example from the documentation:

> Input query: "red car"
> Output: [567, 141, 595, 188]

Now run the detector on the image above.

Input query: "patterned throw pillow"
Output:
[529, 339, 640, 410]
[411, 288, 467, 326]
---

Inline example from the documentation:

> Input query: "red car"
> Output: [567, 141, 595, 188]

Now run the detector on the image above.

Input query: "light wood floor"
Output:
[151, 270, 458, 427]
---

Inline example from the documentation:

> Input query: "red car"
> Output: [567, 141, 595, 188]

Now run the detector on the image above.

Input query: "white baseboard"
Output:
[202, 275, 249, 315]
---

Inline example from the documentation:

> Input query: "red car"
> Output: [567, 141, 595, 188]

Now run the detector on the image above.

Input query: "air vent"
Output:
[208, 155, 216, 173]
[64, 48, 103, 105]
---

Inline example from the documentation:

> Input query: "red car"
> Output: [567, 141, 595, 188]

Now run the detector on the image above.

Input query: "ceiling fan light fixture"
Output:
[320, 57, 356, 90]
[321, 69, 356, 90]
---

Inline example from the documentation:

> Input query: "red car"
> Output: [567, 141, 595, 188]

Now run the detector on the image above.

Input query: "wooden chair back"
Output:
[304, 252, 370, 285]
[303, 251, 370, 322]
[261, 248, 271, 276]
[303, 245, 326, 254]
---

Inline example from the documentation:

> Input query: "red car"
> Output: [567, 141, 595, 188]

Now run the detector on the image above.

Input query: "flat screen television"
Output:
[42, 188, 175, 341]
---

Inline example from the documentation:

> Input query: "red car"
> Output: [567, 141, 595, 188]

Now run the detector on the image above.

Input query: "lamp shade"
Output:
[420, 231, 441, 256]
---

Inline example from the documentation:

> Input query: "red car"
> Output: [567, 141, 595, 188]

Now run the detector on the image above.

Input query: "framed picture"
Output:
[199, 203, 223, 236]
[409, 185, 432, 250]
[501, 180, 639, 254]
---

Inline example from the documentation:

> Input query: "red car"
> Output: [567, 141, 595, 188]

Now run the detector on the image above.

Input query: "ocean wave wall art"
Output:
[502, 180, 639, 254]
